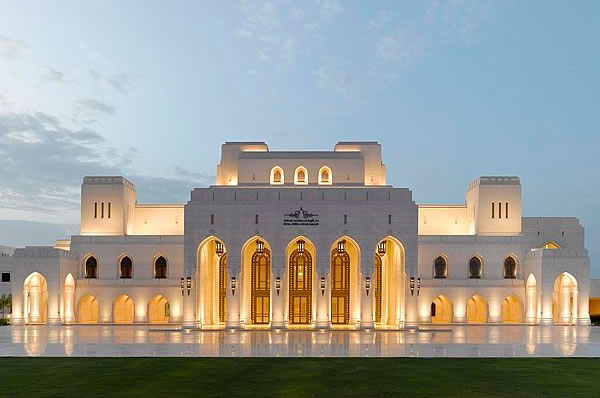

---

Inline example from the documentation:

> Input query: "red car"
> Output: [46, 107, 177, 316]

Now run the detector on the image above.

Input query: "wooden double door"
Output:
[289, 250, 312, 324]
[251, 249, 271, 324]
[331, 250, 350, 324]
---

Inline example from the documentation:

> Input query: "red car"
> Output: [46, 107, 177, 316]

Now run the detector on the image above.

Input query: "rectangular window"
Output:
[108, 202, 111, 218]
[1, 272, 9, 282]
[491, 202, 495, 218]
[94, 202, 98, 218]
[344, 215, 347, 225]
[505, 202, 509, 219]
[255, 214, 259, 224]
[210, 215, 214, 225]
[101, 202, 104, 218]
[388, 215, 392, 225]
[498, 202, 502, 219]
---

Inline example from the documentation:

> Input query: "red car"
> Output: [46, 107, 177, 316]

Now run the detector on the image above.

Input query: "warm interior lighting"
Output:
[256, 239, 264, 254]
[377, 240, 387, 256]
[410, 277, 415, 296]
[297, 239, 305, 253]
[215, 241, 224, 256]
[186, 277, 191, 296]
[337, 239, 346, 254]
[417, 277, 421, 296]
[365, 277, 371, 296]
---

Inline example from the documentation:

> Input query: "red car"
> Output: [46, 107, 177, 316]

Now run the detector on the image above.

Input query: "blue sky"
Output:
[0, 1, 598, 274]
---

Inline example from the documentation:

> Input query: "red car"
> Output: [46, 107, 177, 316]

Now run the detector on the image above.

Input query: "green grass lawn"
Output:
[2, 358, 599, 397]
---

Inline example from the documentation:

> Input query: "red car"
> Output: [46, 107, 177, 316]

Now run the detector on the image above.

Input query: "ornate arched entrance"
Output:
[431, 295, 453, 323]
[23, 272, 48, 324]
[251, 245, 271, 324]
[288, 243, 313, 325]
[553, 272, 578, 325]
[113, 294, 134, 323]
[501, 295, 522, 323]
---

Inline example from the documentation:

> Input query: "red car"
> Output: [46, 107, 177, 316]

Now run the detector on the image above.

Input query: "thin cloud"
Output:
[0, 35, 28, 59]
[108, 73, 134, 94]
[78, 98, 115, 115]
[43, 65, 65, 82]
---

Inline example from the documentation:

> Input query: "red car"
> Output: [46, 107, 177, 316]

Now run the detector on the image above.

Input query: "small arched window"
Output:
[469, 256, 482, 279]
[155, 256, 167, 279]
[85, 256, 97, 279]
[120, 256, 133, 279]
[294, 166, 308, 185]
[319, 166, 332, 185]
[431, 302, 437, 317]
[270, 166, 284, 185]
[433, 256, 447, 279]
[504, 256, 516, 279]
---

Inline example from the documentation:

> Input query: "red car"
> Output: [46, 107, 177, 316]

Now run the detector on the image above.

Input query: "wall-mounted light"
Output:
[320, 276, 326, 296]
[231, 276, 237, 296]
[180, 277, 185, 296]
[337, 239, 346, 254]
[410, 277, 415, 296]
[276, 276, 281, 296]
[215, 241, 224, 256]
[256, 239, 264, 254]
[377, 240, 387, 256]
[186, 277, 192, 296]
[365, 277, 371, 296]
[297, 239, 305, 254]
[417, 277, 421, 296]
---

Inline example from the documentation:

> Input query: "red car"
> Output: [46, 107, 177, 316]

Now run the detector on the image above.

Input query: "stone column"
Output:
[540, 289, 553, 325]
[47, 290, 61, 325]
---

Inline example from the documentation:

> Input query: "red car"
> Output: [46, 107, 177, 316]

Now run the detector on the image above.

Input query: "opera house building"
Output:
[1, 142, 598, 329]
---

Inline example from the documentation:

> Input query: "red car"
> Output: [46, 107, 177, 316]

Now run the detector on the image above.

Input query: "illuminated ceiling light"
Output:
[337, 239, 346, 254]
[256, 239, 264, 254]
[377, 240, 387, 256]
[215, 241, 224, 256]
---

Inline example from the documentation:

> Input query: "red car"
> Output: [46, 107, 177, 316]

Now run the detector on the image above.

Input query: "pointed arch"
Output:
[196, 236, 228, 327]
[374, 235, 406, 327]
[148, 294, 170, 323]
[23, 272, 48, 324]
[318, 166, 332, 185]
[78, 294, 99, 323]
[241, 235, 273, 326]
[466, 294, 488, 323]
[118, 254, 133, 279]
[330, 236, 361, 325]
[501, 295, 523, 323]
[433, 254, 448, 279]
[543, 241, 561, 249]
[285, 236, 316, 326]
[294, 166, 308, 185]
[431, 295, 453, 323]
[503, 255, 517, 278]
[468, 255, 483, 279]
[526, 273, 537, 322]
[553, 272, 578, 324]
[83, 254, 98, 278]
[153, 255, 168, 279]
[64, 273, 75, 323]
[270, 166, 284, 185]
[113, 294, 134, 323]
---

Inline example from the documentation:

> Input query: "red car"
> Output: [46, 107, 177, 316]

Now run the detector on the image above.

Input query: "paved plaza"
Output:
[1, 325, 599, 357]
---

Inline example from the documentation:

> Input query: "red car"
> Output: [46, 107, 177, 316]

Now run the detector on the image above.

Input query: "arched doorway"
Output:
[64, 273, 75, 323]
[78, 294, 99, 323]
[330, 237, 360, 325]
[431, 295, 453, 323]
[288, 239, 313, 325]
[148, 294, 170, 323]
[251, 242, 271, 324]
[113, 294, 134, 323]
[526, 273, 537, 323]
[553, 272, 578, 325]
[466, 295, 488, 323]
[196, 237, 228, 327]
[502, 295, 522, 323]
[23, 272, 48, 324]
[373, 237, 405, 327]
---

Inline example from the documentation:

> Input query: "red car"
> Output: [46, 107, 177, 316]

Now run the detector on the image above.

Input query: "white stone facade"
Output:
[3, 142, 595, 327]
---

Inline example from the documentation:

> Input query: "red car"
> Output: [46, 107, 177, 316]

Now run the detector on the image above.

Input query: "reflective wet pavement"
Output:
[1, 325, 599, 357]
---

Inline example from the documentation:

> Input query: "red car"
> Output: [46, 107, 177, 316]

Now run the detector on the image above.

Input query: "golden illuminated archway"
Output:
[196, 237, 228, 327]
[466, 295, 487, 323]
[23, 272, 48, 324]
[330, 237, 360, 326]
[431, 295, 453, 323]
[251, 246, 271, 324]
[553, 272, 578, 324]
[113, 294, 134, 324]
[288, 244, 312, 325]
[148, 294, 170, 323]
[64, 273, 75, 323]
[501, 295, 522, 323]
[373, 237, 405, 327]
[78, 294, 99, 323]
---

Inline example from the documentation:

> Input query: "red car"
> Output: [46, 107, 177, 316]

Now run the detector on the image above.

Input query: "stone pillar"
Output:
[47, 290, 61, 325]
[360, 273, 374, 329]
[64, 284, 75, 324]
[271, 271, 285, 328]
[526, 284, 537, 324]
[225, 271, 241, 329]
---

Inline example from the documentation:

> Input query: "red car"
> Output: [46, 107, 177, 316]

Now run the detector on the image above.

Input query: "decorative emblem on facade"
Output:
[284, 207, 319, 226]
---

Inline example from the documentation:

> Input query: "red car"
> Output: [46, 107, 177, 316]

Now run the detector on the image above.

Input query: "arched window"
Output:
[85, 256, 97, 279]
[120, 256, 132, 279]
[431, 302, 436, 317]
[469, 256, 482, 279]
[154, 256, 167, 279]
[319, 166, 332, 185]
[294, 166, 308, 185]
[433, 256, 447, 279]
[504, 256, 516, 279]
[270, 166, 284, 185]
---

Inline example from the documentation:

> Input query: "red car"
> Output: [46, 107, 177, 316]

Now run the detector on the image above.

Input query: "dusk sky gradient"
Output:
[0, 1, 598, 275]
